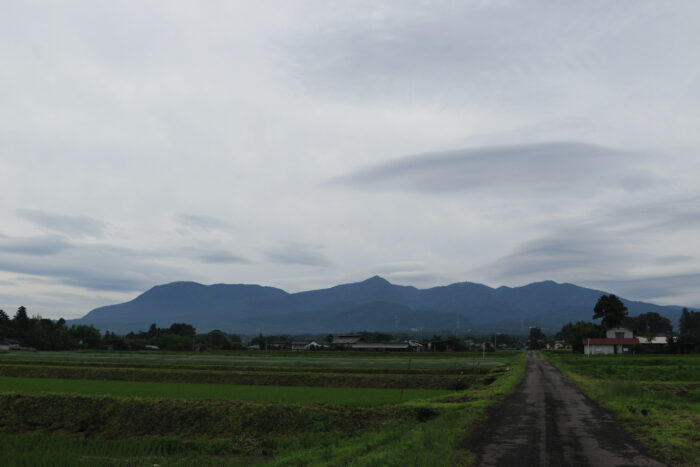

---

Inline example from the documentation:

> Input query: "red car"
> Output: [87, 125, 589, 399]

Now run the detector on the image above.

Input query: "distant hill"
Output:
[71, 276, 682, 335]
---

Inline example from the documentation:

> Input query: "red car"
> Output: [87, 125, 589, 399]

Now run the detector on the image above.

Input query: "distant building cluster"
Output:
[252, 334, 425, 352]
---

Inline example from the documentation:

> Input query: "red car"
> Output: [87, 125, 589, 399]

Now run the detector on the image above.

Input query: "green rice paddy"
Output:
[0, 350, 509, 370]
[0, 350, 525, 465]
[0, 376, 448, 405]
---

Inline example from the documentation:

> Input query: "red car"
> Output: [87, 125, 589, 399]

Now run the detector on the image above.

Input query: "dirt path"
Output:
[471, 351, 666, 467]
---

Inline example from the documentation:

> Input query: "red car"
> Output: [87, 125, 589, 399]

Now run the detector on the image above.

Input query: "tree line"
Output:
[0, 307, 243, 351]
[557, 295, 700, 353]
[5, 296, 698, 353]
[0, 306, 102, 350]
[1, 306, 532, 352]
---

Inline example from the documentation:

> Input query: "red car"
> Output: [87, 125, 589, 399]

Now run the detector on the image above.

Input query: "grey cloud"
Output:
[17, 209, 108, 238]
[169, 245, 250, 264]
[0, 234, 71, 256]
[384, 271, 447, 285]
[289, 3, 535, 96]
[585, 273, 700, 303]
[335, 142, 646, 194]
[372, 262, 426, 275]
[653, 255, 694, 266]
[60, 274, 148, 293]
[177, 213, 230, 231]
[0, 243, 182, 293]
[479, 223, 700, 304]
[199, 250, 249, 264]
[0, 257, 148, 292]
[369, 263, 446, 285]
[0, 289, 130, 320]
[598, 196, 700, 233]
[265, 243, 330, 267]
[480, 228, 631, 280]
[287, 2, 653, 101]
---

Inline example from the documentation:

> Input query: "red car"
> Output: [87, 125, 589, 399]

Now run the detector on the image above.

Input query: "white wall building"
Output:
[583, 327, 638, 355]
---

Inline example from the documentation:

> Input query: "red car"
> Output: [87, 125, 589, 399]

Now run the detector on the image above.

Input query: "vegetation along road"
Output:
[472, 351, 666, 467]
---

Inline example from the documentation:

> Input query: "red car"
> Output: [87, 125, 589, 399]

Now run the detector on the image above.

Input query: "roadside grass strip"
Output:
[0, 376, 449, 405]
[544, 352, 700, 467]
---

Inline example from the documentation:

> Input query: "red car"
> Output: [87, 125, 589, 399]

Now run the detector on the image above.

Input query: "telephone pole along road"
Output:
[472, 351, 667, 467]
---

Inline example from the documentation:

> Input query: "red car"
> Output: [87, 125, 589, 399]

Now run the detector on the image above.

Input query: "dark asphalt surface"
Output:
[471, 351, 666, 467]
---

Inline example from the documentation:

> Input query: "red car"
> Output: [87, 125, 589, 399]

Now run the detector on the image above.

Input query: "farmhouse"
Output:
[291, 341, 321, 351]
[330, 334, 363, 350]
[269, 341, 291, 350]
[582, 327, 639, 355]
[0, 339, 20, 351]
[427, 339, 457, 352]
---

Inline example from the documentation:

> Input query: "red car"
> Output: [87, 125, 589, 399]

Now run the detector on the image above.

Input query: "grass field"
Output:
[0, 351, 513, 390]
[0, 376, 448, 405]
[543, 352, 700, 467]
[0, 433, 256, 467]
[0, 350, 510, 370]
[0, 350, 525, 465]
[0, 363, 481, 390]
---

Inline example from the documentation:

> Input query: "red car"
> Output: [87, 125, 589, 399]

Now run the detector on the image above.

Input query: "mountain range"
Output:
[71, 276, 683, 335]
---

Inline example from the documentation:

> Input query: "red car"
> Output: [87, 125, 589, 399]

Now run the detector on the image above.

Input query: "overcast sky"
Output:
[2, 1, 700, 319]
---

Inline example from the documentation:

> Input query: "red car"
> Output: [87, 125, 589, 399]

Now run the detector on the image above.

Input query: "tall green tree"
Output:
[250, 333, 266, 349]
[12, 306, 30, 340]
[168, 323, 196, 338]
[557, 321, 605, 353]
[204, 330, 231, 349]
[68, 325, 101, 348]
[25, 320, 49, 349]
[0, 309, 10, 338]
[528, 327, 546, 349]
[624, 312, 673, 336]
[679, 308, 700, 336]
[592, 294, 628, 328]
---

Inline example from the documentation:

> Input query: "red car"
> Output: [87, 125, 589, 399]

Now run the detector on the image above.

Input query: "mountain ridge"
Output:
[71, 276, 683, 335]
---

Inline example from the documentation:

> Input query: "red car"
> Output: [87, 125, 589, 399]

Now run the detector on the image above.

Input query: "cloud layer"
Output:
[17, 210, 108, 238]
[334, 141, 654, 195]
[1, 1, 700, 319]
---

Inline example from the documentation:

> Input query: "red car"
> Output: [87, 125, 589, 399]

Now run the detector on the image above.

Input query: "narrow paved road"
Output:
[472, 351, 666, 467]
